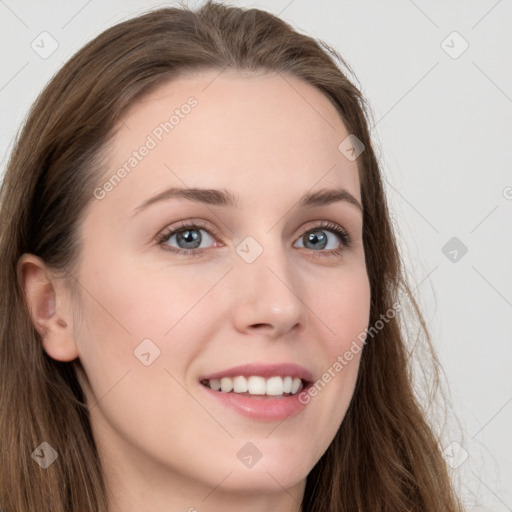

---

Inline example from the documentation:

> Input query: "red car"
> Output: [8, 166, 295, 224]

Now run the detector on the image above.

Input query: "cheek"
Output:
[71, 259, 215, 451]
[319, 264, 371, 349]
[70, 242, 371, 489]
[301, 264, 370, 439]
[71, 250, 234, 406]
[76, 251, 224, 340]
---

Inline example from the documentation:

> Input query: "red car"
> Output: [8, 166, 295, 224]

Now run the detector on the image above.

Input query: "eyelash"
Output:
[155, 220, 352, 259]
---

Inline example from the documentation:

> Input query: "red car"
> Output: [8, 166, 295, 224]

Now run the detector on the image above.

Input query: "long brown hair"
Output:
[0, 2, 463, 510]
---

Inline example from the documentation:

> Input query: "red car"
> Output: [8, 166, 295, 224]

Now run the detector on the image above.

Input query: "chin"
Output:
[210, 451, 313, 493]
[216, 468, 308, 495]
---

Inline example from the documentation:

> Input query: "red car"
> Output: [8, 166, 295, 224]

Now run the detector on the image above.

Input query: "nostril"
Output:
[250, 323, 272, 329]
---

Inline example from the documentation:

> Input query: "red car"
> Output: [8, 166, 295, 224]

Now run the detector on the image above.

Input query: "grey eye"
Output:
[295, 229, 340, 251]
[164, 228, 215, 250]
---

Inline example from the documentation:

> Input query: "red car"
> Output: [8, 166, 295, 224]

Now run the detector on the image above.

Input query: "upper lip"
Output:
[199, 363, 314, 383]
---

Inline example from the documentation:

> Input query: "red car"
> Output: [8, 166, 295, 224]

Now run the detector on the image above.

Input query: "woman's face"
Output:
[69, 70, 370, 505]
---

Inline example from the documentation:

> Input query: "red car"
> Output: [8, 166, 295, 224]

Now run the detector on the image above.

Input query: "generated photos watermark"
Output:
[93, 96, 198, 200]
[298, 301, 401, 404]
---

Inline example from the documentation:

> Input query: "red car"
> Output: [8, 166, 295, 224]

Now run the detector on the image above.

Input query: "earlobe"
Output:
[17, 254, 79, 362]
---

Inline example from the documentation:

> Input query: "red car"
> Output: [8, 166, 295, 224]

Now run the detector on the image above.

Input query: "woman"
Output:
[0, 1, 464, 511]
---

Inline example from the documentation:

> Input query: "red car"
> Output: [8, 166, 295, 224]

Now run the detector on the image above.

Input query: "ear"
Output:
[17, 253, 79, 362]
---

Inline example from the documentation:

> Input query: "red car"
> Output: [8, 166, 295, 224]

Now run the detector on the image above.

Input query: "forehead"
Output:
[95, 69, 361, 217]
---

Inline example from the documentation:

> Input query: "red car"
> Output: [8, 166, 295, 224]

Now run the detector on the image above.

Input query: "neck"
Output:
[92, 415, 305, 512]
[103, 450, 305, 512]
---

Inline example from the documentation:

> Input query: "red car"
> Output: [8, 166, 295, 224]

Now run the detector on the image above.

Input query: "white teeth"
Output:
[220, 377, 233, 392]
[247, 376, 266, 395]
[290, 377, 301, 394]
[283, 376, 292, 393]
[232, 376, 248, 393]
[204, 375, 304, 396]
[209, 378, 221, 391]
[266, 376, 284, 395]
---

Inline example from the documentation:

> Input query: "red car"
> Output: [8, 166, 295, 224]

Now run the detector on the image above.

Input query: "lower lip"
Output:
[199, 383, 311, 421]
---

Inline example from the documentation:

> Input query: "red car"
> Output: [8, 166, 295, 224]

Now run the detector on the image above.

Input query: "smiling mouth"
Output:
[200, 375, 308, 397]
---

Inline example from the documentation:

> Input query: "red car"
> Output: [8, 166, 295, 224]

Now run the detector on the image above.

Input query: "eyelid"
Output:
[293, 220, 352, 246]
[155, 218, 352, 256]
[155, 219, 223, 248]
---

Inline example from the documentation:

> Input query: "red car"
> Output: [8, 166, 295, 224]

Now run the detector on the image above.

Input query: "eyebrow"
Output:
[129, 186, 363, 217]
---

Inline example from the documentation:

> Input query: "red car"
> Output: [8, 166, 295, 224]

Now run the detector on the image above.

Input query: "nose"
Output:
[230, 244, 306, 339]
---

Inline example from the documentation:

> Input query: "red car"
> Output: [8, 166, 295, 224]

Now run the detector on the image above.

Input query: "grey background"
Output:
[1, 1, 511, 509]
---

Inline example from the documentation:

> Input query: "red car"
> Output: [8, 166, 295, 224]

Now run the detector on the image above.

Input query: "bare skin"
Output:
[19, 69, 370, 512]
